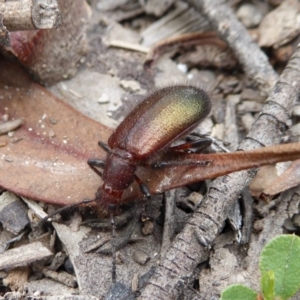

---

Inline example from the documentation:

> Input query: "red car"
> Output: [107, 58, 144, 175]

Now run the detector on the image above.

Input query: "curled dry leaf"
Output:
[249, 165, 278, 198]
[260, 159, 300, 199]
[144, 32, 237, 69]
[1, 57, 300, 210]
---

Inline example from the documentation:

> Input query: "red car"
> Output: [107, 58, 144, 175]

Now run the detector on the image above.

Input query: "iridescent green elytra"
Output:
[108, 85, 211, 159]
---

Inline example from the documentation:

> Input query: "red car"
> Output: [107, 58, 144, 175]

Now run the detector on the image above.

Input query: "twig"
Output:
[0, 0, 61, 31]
[185, 0, 278, 94]
[137, 42, 300, 300]
[108, 40, 149, 53]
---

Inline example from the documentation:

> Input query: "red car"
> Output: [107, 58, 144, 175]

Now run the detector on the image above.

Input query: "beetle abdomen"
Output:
[108, 85, 211, 159]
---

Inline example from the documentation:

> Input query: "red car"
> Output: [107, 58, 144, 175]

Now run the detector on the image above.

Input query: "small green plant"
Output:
[221, 235, 300, 300]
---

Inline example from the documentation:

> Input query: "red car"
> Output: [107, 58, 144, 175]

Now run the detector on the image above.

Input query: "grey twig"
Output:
[186, 0, 279, 94]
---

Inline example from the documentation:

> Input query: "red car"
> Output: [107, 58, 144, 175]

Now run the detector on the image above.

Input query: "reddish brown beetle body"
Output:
[89, 85, 211, 212]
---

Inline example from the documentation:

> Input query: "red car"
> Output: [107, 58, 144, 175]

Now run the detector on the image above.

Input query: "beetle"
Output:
[87, 84, 212, 216]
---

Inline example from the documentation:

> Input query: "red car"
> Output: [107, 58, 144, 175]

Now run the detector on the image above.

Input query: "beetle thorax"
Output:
[102, 150, 137, 192]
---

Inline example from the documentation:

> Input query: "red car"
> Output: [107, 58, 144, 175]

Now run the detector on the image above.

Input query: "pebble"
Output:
[237, 4, 263, 28]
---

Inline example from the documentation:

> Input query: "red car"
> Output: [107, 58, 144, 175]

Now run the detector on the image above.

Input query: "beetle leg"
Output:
[170, 137, 212, 153]
[38, 198, 95, 227]
[98, 141, 111, 152]
[134, 174, 151, 199]
[87, 159, 106, 178]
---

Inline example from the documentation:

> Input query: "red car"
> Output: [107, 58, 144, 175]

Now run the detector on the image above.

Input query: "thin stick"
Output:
[186, 0, 278, 94]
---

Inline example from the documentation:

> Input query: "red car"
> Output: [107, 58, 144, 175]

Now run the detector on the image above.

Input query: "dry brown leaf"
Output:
[249, 165, 279, 198]
[261, 159, 300, 197]
[0, 57, 111, 206]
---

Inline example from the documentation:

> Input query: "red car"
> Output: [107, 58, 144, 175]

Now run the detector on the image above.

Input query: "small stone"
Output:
[292, 214, 300, 228]
[187, 192, 203, 208]
[237, 4, 263, 28]
[132, 250, 150, 265]
[283, 218, 297, 232]
[98, 93, 110, 104]
[241, 113, 255, 132]
[177, 63, 188, 74]
[142, 220, 154, 236]
[291, 123, 300, 139]
[211, 123, 224, 140]
[292, 105, 300, 117]
[120, 80, 141, 92]
[237, 101, 263, 113]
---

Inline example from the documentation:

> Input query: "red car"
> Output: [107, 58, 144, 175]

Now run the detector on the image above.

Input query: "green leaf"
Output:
[260, 234, 300, 299]
[220, 284, 257, 300]
[261, 270, 275, 300]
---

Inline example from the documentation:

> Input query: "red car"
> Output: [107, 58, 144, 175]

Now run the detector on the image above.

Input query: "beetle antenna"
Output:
[38, 199, 96, 227]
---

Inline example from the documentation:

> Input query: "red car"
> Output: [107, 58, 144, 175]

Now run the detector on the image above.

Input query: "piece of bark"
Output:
[227, 199, 242, 241]
[240, 189, 253, 244]
[186, 0, 279, 94]
[48, 252, 67, 271]
[3, 267, 31, 291]
[42, 268, 77, 288]
[0, 0, 61, 31]
[0, 192, 29, 235]
[0, 230, 16, 254]
[0, 241, 53, 270]
[137, 41, 300, 300]
[7, 0, 90, 85]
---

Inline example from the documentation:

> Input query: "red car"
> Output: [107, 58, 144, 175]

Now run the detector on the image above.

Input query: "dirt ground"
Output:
[0, 0, 300, 299]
